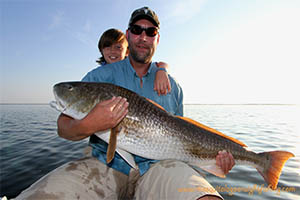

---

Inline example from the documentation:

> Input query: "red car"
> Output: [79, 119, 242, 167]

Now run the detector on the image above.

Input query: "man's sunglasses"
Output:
[129, 25, 159, 37]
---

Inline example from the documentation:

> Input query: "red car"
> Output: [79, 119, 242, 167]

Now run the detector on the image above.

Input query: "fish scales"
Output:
[51, 81, 294, 190]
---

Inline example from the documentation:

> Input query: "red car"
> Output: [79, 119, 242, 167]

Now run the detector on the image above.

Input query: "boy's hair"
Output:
[96, 28, 128, 64]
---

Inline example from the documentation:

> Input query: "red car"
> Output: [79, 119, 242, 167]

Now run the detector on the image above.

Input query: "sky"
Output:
[1, 0, 300, 104]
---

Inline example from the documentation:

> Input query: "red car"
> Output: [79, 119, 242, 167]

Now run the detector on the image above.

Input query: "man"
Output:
[16, 7, 234, 200]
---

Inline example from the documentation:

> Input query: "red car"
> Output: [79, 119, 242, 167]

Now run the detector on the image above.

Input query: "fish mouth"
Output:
[50, 91, 67, 113]
[49, 100, 59, 111]
[49, 100, 67, 113]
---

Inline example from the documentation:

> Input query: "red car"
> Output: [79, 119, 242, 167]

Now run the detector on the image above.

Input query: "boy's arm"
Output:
[154, 62, 171, 96]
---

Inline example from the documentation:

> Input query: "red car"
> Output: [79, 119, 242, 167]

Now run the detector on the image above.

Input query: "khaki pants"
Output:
[15, 157, 223, 200]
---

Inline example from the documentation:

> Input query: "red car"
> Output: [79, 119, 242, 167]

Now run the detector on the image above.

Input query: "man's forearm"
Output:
[57, 114, 92, 141]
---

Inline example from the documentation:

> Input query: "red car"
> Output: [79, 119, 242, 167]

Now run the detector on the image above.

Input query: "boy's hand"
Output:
[154, 70, 171, 96]
[154, 62, 171, 96]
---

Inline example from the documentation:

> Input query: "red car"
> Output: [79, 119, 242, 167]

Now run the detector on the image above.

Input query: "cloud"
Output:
[162, 0, 207, 24]
[47, 11, 93, 47]
[72, 30, 94, 47]
[69, 19, 94, 47]
[83, 20, 91, 32]
[48, 10, 65, 30]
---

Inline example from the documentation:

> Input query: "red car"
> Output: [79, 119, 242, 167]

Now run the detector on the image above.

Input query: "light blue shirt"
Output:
[82, 57, 184, 175]
[82, 58, 183, 115]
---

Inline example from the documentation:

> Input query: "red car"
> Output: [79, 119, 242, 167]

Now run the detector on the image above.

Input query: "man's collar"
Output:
[126, 57, 154, 77]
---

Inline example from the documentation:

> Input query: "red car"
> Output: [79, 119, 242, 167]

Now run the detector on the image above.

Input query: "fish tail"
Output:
[257, 151, 294, 190]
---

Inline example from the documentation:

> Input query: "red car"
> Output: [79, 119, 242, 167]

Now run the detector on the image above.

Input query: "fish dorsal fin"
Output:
[146, 98, 166, 111]
[176, 116, 247, 147]
[106, 126, 119, 163]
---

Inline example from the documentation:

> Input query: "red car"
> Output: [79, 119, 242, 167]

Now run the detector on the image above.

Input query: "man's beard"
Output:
[129, 43, 155, 64]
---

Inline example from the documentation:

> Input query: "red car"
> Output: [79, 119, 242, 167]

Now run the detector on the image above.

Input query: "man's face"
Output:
[127, 19, 160, 64]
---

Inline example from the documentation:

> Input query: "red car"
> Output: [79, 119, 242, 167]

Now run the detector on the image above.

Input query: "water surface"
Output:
[0, 104, 299, 199]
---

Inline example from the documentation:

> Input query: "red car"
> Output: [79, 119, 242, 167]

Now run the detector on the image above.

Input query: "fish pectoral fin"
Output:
[198, 164, 226, 178]
[116, 148, 138, 169]
[106, 126, 120, 164]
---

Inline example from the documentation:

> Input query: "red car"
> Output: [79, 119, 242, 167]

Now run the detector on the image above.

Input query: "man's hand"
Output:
[57, 96, 128, 141]
[83, 96, 129, 132]
[216, 150, 235, 174]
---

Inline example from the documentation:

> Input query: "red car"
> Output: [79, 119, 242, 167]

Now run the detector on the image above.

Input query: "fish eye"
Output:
[67, 85, 73, 91]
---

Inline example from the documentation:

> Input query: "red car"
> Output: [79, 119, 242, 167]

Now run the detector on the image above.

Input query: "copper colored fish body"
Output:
[51, 82, 294, 190]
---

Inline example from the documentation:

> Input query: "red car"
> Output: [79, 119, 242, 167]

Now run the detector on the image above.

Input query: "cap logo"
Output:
[143, 8, 149, 14]
[129, 7, 160, 28]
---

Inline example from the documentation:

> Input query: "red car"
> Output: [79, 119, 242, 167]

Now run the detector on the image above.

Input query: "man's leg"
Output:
[134, 160, 223, 200]
[14, 157, 129, 200]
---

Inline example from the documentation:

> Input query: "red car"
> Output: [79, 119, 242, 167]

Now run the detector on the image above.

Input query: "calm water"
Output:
[1, 104, 299, 199]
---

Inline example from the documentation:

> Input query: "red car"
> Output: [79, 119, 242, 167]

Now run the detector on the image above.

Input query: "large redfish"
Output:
[50, 81, 294, 190]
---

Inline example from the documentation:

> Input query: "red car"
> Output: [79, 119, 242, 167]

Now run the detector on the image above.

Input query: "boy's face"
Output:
[102, 41, 128, 64]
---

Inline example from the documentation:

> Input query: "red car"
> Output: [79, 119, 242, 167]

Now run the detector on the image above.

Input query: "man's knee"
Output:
[198, 195, 222, 200]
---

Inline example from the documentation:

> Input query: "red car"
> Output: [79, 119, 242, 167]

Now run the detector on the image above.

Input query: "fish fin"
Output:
[197, 163, 226, 178]
[190, 166, 207, 178]
[106, 127, 119, 163]
[257, 151, 294, 190]
[176, 116, 247, 147]
[116, 148, 138, 169]
[146, 98, 166, 111]
[95, 130, 138, 169]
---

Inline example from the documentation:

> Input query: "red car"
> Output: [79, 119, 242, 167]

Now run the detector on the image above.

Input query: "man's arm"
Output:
[57, 97, 128, 141]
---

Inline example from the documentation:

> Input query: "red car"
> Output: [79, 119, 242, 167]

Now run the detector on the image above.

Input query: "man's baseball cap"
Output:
[128, 7, 160, 28]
